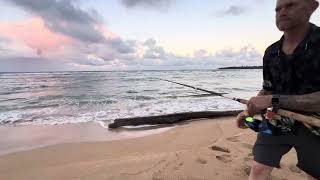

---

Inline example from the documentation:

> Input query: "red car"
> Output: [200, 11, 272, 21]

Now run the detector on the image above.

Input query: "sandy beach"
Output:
[0, 116, 306, 180]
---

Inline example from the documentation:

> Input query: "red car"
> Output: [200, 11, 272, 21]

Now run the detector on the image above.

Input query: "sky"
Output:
[0, 0, 319, 72]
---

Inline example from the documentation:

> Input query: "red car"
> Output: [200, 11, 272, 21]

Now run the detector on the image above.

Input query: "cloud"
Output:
[0, 38, 6, 52]
[1, 1, 264, 72]
[134, 39, 262, 70]
[217, 5, 247, 16]
[121, 0, 173, 10]
[0, 56, 66, 72]
[1, 42, 263, 71]
[5, 0, 105, 43]
[143, 39, 167, 59]
[216, 0, 265, 17]
[0, 37, 10, 50]
[2, 0, 137, 64]
[0, 37, 9, 42]
[0, 18, 71, 55]
[77, 54, 108, 66]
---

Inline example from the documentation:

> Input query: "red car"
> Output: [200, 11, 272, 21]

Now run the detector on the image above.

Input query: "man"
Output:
[236, 0, 320, 179]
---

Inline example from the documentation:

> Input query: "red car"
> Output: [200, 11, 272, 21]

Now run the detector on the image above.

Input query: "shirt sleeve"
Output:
[262, 54, 274, 91]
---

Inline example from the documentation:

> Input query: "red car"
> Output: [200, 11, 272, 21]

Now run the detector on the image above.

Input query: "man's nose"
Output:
[277, 8, 288, 17]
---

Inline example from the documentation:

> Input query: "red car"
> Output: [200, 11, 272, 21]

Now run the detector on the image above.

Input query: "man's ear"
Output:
[308, 1, 319, 17]
[311, 1, 319, 12]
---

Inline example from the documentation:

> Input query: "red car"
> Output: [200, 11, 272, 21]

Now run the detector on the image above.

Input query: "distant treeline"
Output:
[218, 66, 262, 70]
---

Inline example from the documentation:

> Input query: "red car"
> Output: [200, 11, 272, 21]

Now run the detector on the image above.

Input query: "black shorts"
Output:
[253, 123, 320, 179]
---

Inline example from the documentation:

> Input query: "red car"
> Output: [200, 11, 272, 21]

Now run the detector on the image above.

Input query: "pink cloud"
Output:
[0, 17, 71, 55]
[95, 25, 119, 40]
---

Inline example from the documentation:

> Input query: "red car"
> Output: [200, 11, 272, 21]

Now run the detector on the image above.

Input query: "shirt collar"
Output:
[272, 23, 319, 55]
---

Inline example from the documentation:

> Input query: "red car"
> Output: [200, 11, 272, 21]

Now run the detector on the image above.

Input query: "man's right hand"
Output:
[236, 110, 249, 129]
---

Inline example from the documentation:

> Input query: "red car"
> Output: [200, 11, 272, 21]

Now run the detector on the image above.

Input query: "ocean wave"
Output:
[122, 78, 143, 82]
[0, 98, 27, 103]
[125, 95, 156, 101]
[75, 99, 117, 106]
[0, 110, 113, 126]
[166, 94, 219, 99]
[20, 104, 60, 110]
[0, 70, 261, 126]
[142, 89, 159, 92]
[0, 92, 16, 95]
[126, 90, 139, 94]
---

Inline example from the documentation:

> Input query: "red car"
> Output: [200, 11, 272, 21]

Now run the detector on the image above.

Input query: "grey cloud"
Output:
[0, 37, 10, 52]
[76, 57, 107, 66]
[0, 56, 69, 72]
[0, 44, 4, 52]
[193, 49, 208, 58]
[0, 44, 263, 71]
[139, 39, 262, 70]
[218, 5, 247, 16]
[216, 0, 265, 17]
[5, 0, 137, 63]
[121, 0, 173, 9]
[6, 0, 105, 43]
[143, 39, 167, 59]
[143, 38, 157, 47]
[110, 39, 137, 54]
[0, 37, 9, 42]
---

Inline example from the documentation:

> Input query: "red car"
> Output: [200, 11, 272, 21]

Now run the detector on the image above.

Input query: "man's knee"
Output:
[249, 161, 273, 179]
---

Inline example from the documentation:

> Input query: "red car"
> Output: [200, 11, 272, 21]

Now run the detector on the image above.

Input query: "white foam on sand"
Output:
[0, 122, 174, 155]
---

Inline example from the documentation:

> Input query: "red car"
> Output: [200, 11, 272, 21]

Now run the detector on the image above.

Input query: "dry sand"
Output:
[0, 116, 306, 180]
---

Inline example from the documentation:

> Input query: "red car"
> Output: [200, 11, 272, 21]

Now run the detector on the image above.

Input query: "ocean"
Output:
[0, 70, 263, 127]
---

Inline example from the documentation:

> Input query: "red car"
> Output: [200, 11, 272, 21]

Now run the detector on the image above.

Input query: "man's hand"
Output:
[246, 95, 272, 115]
[236, 110, 249, 129]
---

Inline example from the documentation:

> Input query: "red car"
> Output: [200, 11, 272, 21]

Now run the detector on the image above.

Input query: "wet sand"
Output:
[0, 116, 305, 180]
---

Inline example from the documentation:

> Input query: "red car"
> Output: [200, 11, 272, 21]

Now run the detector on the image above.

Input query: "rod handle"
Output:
[233, 98, 248, 104]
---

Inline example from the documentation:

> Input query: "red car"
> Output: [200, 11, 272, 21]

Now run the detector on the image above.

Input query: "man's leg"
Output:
[252, 133, 293, 179]
[249, 161, 273, 180]
[295, 125, 320, 179]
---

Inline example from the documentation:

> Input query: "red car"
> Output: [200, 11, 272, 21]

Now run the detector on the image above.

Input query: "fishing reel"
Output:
[244, 108, 282, 136]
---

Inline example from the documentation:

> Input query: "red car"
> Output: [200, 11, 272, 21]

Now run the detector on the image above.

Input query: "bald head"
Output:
[305, 0, 318, 3]
[275, 0, 319, 31]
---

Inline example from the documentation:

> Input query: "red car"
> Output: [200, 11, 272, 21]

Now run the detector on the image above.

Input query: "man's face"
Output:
[275, 0, 314, 31]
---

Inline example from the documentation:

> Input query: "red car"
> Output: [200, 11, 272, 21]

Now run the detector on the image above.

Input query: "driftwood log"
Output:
[108, 110, 242, 129]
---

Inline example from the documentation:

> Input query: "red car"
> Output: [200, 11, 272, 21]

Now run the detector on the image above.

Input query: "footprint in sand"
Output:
[210, 145, 230, 153]
[216, 154, 232, 163]
[196, 157, 208, 165]
[154, 176, 206, 180]
[152, 177, 164, 180]
[226, 136, 240, 142]
[173, 162, 184, 171]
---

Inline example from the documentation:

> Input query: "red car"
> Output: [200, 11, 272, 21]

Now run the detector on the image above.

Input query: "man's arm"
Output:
[279, 91, 320, 112]
[257, 89, 272, 96]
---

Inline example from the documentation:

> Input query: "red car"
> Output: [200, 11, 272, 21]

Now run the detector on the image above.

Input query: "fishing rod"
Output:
[157, 78, 320, 128]
[157, 78, 248, 104]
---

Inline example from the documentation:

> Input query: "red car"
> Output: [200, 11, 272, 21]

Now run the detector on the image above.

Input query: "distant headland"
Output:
[218, 66, 262, 70]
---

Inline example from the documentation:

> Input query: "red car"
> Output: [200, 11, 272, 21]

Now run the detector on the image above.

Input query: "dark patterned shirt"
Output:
[262, 23, 320, 135]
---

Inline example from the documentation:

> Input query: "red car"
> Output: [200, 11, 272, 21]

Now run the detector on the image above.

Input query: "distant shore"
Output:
[219, 66, 263, 70]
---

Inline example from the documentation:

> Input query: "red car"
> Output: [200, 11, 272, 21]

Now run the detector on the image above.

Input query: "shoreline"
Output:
[0, 116, 304, 180]
[0, 122, 173, 155]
